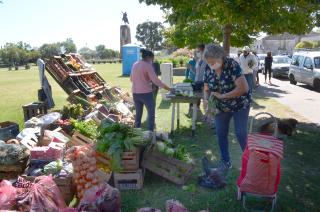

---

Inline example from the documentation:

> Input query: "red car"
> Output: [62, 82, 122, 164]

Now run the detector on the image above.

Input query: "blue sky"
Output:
[0, 0, 164, 50]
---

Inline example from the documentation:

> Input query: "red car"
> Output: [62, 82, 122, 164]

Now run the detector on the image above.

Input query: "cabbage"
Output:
[156, 142, 166, 153]
[43, 160, 63, 175]
[164, 148, 175, 157]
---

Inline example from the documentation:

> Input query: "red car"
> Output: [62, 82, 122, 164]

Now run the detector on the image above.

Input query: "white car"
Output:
[289, 51, 320, 89]
[257, 54, 267, 72]
[272, 56, 292, 78]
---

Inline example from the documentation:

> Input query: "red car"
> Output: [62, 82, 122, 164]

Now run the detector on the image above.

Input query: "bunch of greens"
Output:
[96, 119, 147, 171]
[156, 141, 193, 164]
[183, 78, 193, 83]
[61, 104, 84, 119]
[70, 119, 98, 139]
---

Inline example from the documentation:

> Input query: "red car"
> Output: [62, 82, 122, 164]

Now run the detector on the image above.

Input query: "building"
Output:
[251, 32, 320, 55]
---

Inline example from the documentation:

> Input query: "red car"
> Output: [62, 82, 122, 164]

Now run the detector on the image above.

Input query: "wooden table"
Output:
[167, 93, 201, 137]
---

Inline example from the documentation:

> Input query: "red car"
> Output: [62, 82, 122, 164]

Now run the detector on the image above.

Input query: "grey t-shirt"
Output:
[195, 59, 207, 82]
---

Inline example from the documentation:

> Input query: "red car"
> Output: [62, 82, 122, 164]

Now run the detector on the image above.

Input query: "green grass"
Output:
[1, 64, 320, 211]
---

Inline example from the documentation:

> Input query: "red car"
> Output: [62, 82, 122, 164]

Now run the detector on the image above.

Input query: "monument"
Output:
[120, 12, 131, 57]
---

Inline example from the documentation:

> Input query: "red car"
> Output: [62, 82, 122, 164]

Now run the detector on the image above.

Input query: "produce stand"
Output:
[166, 92, 202, 137]
[0, 54, 198, 211]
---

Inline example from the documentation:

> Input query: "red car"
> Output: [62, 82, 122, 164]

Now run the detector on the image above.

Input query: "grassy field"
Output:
[1, 64, 319, 211]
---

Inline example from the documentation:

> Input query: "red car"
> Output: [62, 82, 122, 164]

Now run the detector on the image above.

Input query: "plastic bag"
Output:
[16, 175, 66, 212]
[0, 180, 16, 210]
[16, 127, 40, 141]
[198, 157, 226, 189]
[166, 199, 188, 212]
[78, 183, 120, 212]
[39, 112, 61, 125]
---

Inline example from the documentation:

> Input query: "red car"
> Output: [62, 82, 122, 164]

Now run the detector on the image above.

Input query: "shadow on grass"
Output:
[256, 85, 289, 98]
[117, 75, 130, 78]
[158, 99, 171, 109]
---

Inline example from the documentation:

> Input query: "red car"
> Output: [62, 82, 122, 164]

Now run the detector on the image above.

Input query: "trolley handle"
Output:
[249, 112, 278, 137]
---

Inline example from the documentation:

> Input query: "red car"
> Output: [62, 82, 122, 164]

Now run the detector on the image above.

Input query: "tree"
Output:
[295, 40, 320, 49]
[79, 47, 96, 60]
[136, 21, 164, 51]
[39, 43, 61, 59]
[61, 38, 77, 53]
[0, 42, 40, 67]
[39, 39, 77, 59]
[139, 0, 320, 54]
[95, 45, 120, 59]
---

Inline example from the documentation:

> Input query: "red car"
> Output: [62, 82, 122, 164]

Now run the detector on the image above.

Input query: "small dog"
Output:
[258, 118, 298, 136]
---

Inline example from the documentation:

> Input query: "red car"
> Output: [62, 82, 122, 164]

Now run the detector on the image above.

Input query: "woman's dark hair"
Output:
[198, 44, 205, 50]
[141, 49, 154, 59]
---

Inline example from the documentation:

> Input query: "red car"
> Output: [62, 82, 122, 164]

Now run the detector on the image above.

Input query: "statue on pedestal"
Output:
[120, 12, 131, 57]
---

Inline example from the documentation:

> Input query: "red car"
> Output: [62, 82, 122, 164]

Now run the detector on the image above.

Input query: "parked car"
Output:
[289, 51, 320, 89]
[271, 56, 292, 78]
[257, 54, 267, 73]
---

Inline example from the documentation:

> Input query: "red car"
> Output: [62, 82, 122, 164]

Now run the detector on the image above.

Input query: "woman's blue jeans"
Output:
[215, 107, 250, 163]
[133, 92, 155, 131]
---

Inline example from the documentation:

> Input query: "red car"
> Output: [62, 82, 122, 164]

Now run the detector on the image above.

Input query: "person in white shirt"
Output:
[234, 51, 242, 64]
[252, 51, 260, 88]
[239, 46, 258, 92]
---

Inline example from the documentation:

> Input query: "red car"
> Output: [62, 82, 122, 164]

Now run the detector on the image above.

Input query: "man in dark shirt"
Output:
[264, 52, 273, 84]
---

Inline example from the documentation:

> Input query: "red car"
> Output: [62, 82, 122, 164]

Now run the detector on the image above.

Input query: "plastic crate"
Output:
[0, 121, 19, 141]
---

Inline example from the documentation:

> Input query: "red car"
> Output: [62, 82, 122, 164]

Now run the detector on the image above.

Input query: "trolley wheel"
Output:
[237, 188, 243, 201]
[242, 195, 248, 210]
[270, 195, 277, 212]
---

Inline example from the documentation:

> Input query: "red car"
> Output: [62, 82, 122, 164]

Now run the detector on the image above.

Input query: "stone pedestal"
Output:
[120, 25, 131, 57]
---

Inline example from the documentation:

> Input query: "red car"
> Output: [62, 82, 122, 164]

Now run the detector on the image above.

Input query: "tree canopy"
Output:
[0, 42, 40, 66]
[140, 0, 320, 53]
[39, 38, 77, 59]
[136, 21, 164, 51]
[95, 45, 119, 59]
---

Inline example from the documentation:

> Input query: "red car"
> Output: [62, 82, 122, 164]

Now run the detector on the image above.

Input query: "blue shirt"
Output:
[185, 59, 196, 81]
[204, 57, 251, 113]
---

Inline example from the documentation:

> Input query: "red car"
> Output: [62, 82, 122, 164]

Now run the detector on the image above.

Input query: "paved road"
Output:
[256, 73, 320, 125]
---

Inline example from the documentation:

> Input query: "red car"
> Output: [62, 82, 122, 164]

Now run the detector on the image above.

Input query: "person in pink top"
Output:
[130, 49, 171, 131]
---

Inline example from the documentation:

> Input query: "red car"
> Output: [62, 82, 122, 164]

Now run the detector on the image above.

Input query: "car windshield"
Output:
[315, 57, 320, 69]
[273, 57, 290, 64]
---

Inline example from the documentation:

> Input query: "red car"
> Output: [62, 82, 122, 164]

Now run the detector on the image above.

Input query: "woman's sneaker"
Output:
[217, 161, 232, 172]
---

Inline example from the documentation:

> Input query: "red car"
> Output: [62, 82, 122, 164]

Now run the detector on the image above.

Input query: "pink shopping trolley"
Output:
[237, 112, 284, 211]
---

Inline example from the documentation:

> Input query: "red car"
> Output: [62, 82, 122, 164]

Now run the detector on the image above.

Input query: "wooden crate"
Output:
[142, 148, 195, 185]
[69, 131, 94, 146]
[96, 148, 140, 172]
[22, 102, 48, 122]
[122, 148, 140, 171]
[0, 156, 29, 179]
[22, 175, 75, 204]
[113, 169, 144, 190]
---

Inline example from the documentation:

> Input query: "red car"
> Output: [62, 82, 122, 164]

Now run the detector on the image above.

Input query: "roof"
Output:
[263, 32, 320, 41]
[293, 51, 320, 58]
[263, 33, 297, 40]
